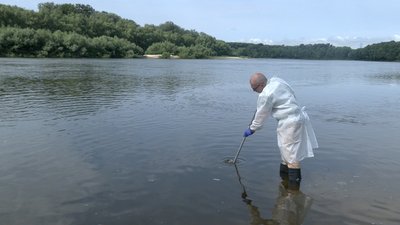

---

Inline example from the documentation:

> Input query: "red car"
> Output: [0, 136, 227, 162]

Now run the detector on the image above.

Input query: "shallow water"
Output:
[1, 58, 400, 225]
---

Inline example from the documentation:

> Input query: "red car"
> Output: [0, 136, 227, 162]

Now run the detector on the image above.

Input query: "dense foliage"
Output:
[349, 41, 400, 61]
[1, 3, 399, 61]
[0, 3, 229, 58]
[228, 42, 354, 60]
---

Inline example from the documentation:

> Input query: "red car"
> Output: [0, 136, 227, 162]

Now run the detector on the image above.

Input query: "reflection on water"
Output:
[234, 164, 312, 225]
[1, 58, 400, 224]
[0, 74, 136, 121]
[247, 187, 312, 225]
[0, 59, 201, 123]
[369, 72, 400, 85]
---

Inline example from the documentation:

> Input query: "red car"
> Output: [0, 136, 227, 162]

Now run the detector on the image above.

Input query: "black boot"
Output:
[288, 168, 302, 191]
[280, 163, 289, 188]
[279, 163, 288, 179]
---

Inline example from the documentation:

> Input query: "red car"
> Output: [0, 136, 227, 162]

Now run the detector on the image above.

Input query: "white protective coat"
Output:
[249, 77, 318, 163]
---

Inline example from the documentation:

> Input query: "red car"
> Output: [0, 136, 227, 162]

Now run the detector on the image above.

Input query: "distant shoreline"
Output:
[143, 54, 246, 59]
[143, 54, 179, 59]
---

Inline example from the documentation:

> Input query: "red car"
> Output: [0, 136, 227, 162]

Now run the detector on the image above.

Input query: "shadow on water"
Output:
[232, 164, 313, 225]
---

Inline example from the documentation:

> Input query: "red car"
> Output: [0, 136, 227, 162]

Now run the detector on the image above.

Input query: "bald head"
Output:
[250, 72, 267, 93]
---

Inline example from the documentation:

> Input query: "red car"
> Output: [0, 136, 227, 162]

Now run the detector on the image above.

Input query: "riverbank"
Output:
[143, 54, 179, 59]
[143, 54, 247, 59]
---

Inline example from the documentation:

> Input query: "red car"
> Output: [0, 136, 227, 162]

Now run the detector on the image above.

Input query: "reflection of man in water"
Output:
[244, 185, 313, 225]
[234, 163, 312, 225]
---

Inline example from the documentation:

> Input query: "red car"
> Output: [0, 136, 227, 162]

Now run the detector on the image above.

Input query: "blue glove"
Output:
[243, 128, 254, 137]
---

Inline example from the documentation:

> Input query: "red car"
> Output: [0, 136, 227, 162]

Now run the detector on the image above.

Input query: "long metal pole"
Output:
[232, 110, 256, 164]
[232, 137, 246, 164]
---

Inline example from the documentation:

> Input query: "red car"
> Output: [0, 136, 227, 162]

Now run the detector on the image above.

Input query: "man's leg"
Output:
[279, 162, 289, 188]
[288, 162, 301, 191]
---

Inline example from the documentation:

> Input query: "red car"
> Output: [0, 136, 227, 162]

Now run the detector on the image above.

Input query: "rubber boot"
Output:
[288, 168, 302, 191]
[279, 163, 288, 179]
[279, 163, 289, 189]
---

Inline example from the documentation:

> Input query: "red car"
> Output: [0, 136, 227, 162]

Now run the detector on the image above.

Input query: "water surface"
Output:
[1, 58, 399, 225]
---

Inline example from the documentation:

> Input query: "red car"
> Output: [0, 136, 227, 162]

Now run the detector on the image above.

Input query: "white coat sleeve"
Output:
[250, 94, 273, 131]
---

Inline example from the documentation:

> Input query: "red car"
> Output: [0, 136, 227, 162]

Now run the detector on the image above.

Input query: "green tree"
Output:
[178, 45, 213, 59]
[145, 41, 178, 55]
[0, 4, 37, 28]
[2, 2, 400, 61]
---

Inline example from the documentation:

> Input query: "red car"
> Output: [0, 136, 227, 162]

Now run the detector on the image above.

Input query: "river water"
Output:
[0, 58, 399, 225]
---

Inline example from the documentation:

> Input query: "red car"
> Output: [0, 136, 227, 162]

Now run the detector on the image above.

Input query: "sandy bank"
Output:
[143, 54, 179, 59]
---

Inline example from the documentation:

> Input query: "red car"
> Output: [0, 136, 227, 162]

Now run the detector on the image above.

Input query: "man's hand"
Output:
[243, 128, 254, 137]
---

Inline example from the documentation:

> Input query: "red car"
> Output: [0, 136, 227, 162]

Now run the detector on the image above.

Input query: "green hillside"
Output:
[1, 3, 399, 61]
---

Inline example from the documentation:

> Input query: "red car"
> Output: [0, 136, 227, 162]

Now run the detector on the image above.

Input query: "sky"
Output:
[1, 0, 400, 48]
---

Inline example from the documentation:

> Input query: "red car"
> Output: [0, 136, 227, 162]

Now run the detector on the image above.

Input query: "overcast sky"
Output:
[2, 0, 400, 48]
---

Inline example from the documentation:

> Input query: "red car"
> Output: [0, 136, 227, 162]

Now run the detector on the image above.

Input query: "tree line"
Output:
[229, 41, 400, 61]
[0, 3, 399, 61]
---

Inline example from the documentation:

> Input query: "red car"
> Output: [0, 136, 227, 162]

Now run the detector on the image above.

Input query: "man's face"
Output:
[250, 82, 263, 93]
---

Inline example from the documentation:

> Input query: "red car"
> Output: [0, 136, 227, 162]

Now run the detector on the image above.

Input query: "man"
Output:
[244, 72, 318, 190]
